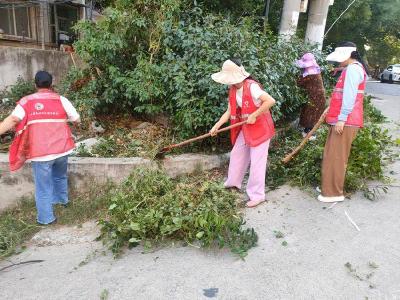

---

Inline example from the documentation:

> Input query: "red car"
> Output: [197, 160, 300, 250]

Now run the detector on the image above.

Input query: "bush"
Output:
[0, 76, 36, 107]
[268, 100, 393, 199]
[364, 95, 386, 123]
[63, 6, 334, 140]
[99, 168, 257, 258]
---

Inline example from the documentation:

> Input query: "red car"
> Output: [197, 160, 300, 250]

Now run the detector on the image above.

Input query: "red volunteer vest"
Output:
[326, 62, 366, 127]
[229, 79, 275, 147]
[9, 90, 75, 171]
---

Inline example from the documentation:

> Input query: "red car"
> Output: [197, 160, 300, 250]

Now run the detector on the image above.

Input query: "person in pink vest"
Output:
[318, 42, 368, 203]
[0, 71, 80, 224]
[210, 59, 276, 208]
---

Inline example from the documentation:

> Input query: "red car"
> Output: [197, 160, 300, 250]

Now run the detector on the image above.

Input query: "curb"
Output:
[0, 153, 229, 212]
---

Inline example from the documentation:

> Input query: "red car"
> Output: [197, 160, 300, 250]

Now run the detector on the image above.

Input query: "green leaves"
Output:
[268, 100, 393, 198]
[98, 168, 257, 258]
[63, 5, 334, 143]
[0, 77, 35, 107]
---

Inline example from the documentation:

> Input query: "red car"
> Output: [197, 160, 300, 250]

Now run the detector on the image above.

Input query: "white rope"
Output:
[324, 0, 358, 37]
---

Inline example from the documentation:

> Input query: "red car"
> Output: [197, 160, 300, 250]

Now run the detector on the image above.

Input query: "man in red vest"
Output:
[319, 42, 368, 203]
[0, 71, 80, 224]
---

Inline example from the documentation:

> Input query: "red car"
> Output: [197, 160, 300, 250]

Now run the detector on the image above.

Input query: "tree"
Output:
[323, 0, 400, 66]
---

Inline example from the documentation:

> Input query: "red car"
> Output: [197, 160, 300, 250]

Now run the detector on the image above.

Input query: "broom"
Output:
[282, 107, 329, 164]
[156, 120, 247, 158]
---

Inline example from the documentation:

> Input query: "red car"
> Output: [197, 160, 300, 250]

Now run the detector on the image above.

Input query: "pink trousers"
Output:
[224, 131, 271, 201]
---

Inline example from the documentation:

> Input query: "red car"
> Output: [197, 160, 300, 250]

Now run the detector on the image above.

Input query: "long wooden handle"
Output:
[162, 120, 247, 151]
[282, 107, 329, 164]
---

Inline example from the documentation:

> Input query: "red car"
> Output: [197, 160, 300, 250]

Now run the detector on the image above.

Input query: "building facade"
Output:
[0, 0, 92, 49]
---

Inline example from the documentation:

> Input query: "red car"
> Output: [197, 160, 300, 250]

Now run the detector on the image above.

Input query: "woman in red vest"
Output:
[210, 59, 276, 208]
[319, 42, 368, 203]
[0, 71, 80, 224]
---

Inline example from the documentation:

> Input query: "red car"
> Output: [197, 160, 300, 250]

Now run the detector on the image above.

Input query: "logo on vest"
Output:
[35, 103, 44, 111]
[244, 101, 249, 108]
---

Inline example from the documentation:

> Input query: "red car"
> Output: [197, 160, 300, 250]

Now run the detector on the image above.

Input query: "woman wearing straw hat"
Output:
[318, 41, 368, 203]
[210, 59, 276, 208]
[295, 52, 326, 139]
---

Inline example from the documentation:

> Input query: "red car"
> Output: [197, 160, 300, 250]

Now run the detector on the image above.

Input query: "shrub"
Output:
[364, 95, 386, 123]
[99, 168, 257, 258]
[268, 100, 393, 199]
[63, 6, 334, 140]
[0, 76, 36, 107]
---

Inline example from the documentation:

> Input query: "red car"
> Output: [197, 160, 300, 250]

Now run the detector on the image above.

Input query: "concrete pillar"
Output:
[39, 2, 50, 48]
[305, 0, 332, 49]
[279, 0, 302, 39]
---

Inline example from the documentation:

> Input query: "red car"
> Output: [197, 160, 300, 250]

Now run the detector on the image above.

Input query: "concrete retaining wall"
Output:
[0, 46, 76, 89]
[0, 153, 229, 212]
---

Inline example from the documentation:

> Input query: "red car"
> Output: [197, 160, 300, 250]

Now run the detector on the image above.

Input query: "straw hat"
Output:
[211, 60, 250, 85]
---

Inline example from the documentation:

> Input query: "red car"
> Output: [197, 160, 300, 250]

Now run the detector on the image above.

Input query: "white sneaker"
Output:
[317, 195, 345, 203]
[308, 135, 316, 141]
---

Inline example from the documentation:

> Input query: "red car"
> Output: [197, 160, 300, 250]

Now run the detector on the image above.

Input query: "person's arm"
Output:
[60, 96, 81, 123]
[0, 115, 20, 135]
[335, 64, 364, 134]
[210, 104, 231, 136]
[247, 92, 276, 124]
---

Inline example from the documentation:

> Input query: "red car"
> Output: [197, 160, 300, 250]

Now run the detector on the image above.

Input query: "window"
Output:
[56, 5, 78, 35]
[392, 66, 400, 74]
[0, 6, 14, 35]
[0, 4, 31, 38]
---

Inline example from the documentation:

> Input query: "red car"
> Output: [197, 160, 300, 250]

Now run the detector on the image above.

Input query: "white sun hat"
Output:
[326, 46, 356, 63]
[211, 60, 250, 85]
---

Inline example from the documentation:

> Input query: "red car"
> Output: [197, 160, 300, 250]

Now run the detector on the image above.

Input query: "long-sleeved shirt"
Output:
[338, 63, 365, 122]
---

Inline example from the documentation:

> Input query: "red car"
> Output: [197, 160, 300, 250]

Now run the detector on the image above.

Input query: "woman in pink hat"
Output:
[210, 59, 276, 208]
[295, 52, 326, 138]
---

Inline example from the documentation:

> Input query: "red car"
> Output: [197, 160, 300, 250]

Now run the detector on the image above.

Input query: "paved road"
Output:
[0, 82, 399, 300]
[366, 80, 400, 97]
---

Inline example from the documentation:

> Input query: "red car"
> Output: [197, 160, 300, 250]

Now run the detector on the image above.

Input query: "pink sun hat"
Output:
[295, 52, 321, 77]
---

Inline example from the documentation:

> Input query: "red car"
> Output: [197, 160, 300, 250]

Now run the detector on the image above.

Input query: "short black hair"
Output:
[35, 71, 52, 88]
[337, 41, 357, 48]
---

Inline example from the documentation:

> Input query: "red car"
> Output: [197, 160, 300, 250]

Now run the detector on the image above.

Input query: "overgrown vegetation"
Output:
[268, 98, 393, 199]
[75, 125, 171, 159]
[0, 76, 36, 108]
[1, 169, 257, 259]
[99, 168, 257, 258]
[60, 3, 335, 140]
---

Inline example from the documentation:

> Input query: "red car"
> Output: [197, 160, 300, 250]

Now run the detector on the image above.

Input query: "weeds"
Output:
[0, 197, 39, 258]
[0, 182, 114, 259]
[100, 289, 109, 300]
[98, 168, 257, 258]
[364, 96, 386, 123]
[268, 104, 394, 198]
[273, 231, 285, 239]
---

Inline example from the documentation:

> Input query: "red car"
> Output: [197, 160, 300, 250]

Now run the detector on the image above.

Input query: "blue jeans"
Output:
[31, 155, 69, 224]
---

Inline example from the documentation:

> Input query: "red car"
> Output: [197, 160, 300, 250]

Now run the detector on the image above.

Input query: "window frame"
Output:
[0, 4, 33, 40]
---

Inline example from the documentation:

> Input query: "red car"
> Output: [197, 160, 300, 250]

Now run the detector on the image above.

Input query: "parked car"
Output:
[380, 64, 400, 83]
